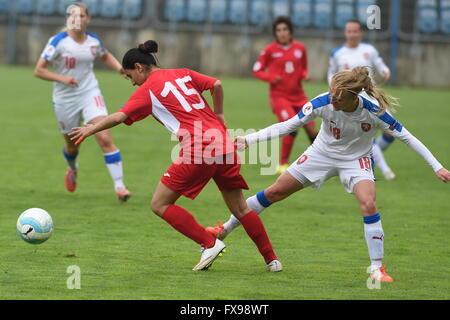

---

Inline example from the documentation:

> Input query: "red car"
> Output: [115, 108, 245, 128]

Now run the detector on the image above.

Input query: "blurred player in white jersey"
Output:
[34, 2, 131, 202]
[207, 67, 450, 282]
[328, 19, 396, 180]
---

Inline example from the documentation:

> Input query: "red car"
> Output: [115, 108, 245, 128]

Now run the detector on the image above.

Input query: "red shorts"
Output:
[160, 153, 249, 199]
[270, 96, 315, 126]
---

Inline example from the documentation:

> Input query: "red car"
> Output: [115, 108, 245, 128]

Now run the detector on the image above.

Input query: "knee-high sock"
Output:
[162, 204, 216, 248]
[239, 210, 277, 263]
[364, 213, 384, 271]
[223, 191, 272, 234]
[104, 150, 125, 191]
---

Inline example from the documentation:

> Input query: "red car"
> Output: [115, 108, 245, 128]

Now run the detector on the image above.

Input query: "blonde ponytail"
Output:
[331, 66, 399, 114]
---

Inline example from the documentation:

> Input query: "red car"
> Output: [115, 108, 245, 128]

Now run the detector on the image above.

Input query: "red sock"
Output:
[239, 211, 277, 263]
[281, 134, 295, 165]
[161, 204, 216, 248]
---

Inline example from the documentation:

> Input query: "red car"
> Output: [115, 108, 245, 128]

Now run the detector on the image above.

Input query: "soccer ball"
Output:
[17, 208, 54, 244]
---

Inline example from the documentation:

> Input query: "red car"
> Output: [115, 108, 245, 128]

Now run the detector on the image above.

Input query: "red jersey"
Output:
[253, 40, 308, 103]
[120, 68, 232, 162]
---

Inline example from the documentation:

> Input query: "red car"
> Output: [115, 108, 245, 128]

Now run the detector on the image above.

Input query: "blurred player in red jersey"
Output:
[253, 16, 318, 174]
[69, 40, 282, 272]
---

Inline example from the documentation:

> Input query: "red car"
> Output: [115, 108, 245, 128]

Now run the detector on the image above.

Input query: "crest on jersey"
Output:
[44, 45, 56, 58]
[361, 123, 371, 132]
[253, 61, 262, 72]
[363, 52, 370, 60]
[302, 103, 313, 116]
[90, 46, 97, 56]
[294, 49, 302, 59]
[297, 154, 308, 164]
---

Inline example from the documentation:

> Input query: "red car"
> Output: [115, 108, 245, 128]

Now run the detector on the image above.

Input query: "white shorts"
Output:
[287, 146, 375, 194]
[53, 89, 108, 134]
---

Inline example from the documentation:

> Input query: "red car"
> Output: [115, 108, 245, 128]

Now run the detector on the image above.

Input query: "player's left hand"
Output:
[436, 168, 450, 183]
[68, 124, 94, 146]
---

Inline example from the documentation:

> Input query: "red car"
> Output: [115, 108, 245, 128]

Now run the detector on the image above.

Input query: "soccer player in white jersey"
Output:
[34, 2, 131, 202]
[328, 19, 396, 181]
[207, 67, 450, 282]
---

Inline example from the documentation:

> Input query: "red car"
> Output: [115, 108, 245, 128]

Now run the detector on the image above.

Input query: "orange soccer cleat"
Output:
[117, 187, 132, 203]
[370, 265, 394, 282]
[65, 168, 77, 192]
[205, 221, 226, 240]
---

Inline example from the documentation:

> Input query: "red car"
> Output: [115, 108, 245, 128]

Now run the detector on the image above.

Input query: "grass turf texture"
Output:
[0, 65, 449, 300]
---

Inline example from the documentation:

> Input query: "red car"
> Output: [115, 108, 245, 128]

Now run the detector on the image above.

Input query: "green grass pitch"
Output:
[0, 65, 449, 300]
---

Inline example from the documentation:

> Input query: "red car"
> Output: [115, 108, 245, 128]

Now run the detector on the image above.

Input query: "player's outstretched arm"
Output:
[389, 126, 449, 183]
[243, 114, 305, 147]
[69, 112, 128, 145]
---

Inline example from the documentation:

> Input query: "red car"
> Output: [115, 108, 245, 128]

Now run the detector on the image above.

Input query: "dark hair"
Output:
[345, 19, 363, 31]
[122, 40, 159, 70]
[272, 16, 293, 37]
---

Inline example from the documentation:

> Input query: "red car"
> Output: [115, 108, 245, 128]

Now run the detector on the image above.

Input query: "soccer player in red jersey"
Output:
[69, 40, 282, 272]
[253, 16, 318, 174]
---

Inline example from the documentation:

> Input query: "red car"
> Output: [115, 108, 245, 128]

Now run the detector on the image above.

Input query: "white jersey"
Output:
[327, 43, 390, 84]
[41, 31, 106, 105]
[245, 92, 443, 172]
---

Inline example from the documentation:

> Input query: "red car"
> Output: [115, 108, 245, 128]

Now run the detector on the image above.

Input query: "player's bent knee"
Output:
[66, 145, 79, 154]
[96, 135, 114, 149]
[360, 199, 377, 215]
[150, 199, 165, 217]
[232, 207, 252, 220]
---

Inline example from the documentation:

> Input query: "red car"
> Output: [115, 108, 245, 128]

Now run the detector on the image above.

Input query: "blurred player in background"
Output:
[34, 2, 131, 202]
[69, 40, 282, 272]
[328, 19, 395, 180]
[208, 67, 450, 282]
[253, 16, 318, 174]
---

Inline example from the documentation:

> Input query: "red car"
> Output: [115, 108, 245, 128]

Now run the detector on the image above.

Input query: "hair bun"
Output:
[138, 40, 158, 54]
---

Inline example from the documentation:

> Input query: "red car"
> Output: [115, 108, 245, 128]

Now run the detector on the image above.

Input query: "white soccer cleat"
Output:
[192, 239, 226, 271]
[382, 169, 396, 181]
[267, 259, 283, 272]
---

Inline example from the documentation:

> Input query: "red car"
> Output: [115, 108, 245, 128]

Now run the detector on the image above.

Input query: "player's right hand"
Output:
[62, 76, 79, 88]
[234, 136, 248, 151]
[68, 124, 94, 146]
[436, 168, 450, 183]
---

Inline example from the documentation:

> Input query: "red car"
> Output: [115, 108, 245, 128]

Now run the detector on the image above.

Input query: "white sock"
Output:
[363, 214, 384, 270]
[223, 193, 270, 234]
[104, 150, 125, 191]
[246, 194, 267, 214]
[370, 260, 382, 272]
[372, 143, 392, 174]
